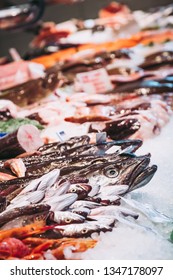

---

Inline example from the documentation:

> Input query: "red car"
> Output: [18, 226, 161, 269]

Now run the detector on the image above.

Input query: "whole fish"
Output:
[53, 221, 112, 238]
[0, 204, 50, 227]
[61, 153, 157, 192]
[49, 211, 85, 225]
[1, 211, 49, 230]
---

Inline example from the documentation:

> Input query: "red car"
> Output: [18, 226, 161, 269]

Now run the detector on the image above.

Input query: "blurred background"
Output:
[0, 0, 172, 57]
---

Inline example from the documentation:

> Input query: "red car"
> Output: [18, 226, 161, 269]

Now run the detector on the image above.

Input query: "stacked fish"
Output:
[0, 134, 161, 259]
[0, 2, 173, 259]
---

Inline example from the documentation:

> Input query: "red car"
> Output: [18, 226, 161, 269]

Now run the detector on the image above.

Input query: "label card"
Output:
[76, 68, 113, 94]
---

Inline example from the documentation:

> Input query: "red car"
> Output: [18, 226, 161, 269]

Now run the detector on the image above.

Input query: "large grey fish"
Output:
[64, 153, 157, 192]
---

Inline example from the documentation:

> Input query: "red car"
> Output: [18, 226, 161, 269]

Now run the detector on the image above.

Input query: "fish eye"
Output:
[70, 188, 77, 192]
[81, 228, 88, 234]
[65, 218, 72, 223]
[104, 166, 119, 178]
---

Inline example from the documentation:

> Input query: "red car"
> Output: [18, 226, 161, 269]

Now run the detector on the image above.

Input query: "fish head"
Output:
[85, 153, 157, 191]
[67, 183, 92, 199]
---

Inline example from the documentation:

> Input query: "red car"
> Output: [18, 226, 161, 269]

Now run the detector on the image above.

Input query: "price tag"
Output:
[56, 131, 67, 142]
[76, 68, 113, 94]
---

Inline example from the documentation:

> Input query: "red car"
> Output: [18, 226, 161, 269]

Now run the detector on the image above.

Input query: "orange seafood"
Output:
[0, 222, 46, 242]
[52, 239, 97, 259]
[0, 237, 30, 259]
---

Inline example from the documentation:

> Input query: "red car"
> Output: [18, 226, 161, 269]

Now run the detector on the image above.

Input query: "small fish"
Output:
[48, 193, 78, 211]
[71, 207, 91, 218]
[67, 183, 92, 199]
[88, 215, 117, 227]
[1, 211, 49, 230]
[70, 200, 101, 209]
[0, 204, 50, 227]
[53, 221, 111, 238]
[90, 205, 139, 220]
[10, 190, 45, 206]
[37, 169, 60, 191]
[49, 211, 85, 225]
[4, 158, 26, 177]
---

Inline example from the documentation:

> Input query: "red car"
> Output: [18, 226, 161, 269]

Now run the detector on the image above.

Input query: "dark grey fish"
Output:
[0, 204, 50, 227]
[63, 153, 157, 192]
[1, 211, 49, 230]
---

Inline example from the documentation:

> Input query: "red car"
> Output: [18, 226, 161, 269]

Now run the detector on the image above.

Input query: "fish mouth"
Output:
[128, 154, 157, 191]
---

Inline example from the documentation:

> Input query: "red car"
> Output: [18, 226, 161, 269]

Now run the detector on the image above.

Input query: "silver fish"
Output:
[10, 190, 45, 205]
[37, 169, 60, 191]
[54, 221, 112, 237]
[88, 184, 100, 197]
[67, 183, 92, 199]
[71, 207, 91, 217]
[70, 200, 101, 209]
[48, 193, 78, 211]
[89, 215, 117, 227]
[49, 211, 85, 224]
[90, 205, 139, 220]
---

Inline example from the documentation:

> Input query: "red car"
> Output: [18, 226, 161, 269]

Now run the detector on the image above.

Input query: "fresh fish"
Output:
[70, 200, 101, 209]
[89, 118, 141, 141]
[19, 169, 60, 195]
[44, 180, 71, 201]
[0, 175, 40, 196]
[1, 211, 49, 230]
[48, 193, 78, 211]
[38, 135, 90, 154]
[88, 215, 117, 227]
[10, 190, 45, 206]
[88, 184, 100, 197]
[52, 180, 71, 196]
[0, 204, 50, 227]
[49, 211, 85, 225]
[67, 153, 157, 192]
[71, 207, 91, 218]
[140, 51, 173, 69]
[67, 183, 92, 199]
[90, 205, 139, 220]
[53, 221, 112, 238]
[37, 169, 60, 191]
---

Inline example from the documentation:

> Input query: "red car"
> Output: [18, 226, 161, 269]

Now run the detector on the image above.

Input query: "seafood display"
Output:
[0, 1, 173, 260]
